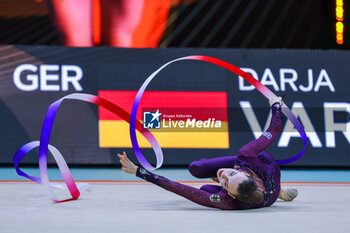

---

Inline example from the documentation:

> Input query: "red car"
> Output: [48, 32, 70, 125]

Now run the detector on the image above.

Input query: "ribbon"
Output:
[130, 55, 307, 165]
[14, 55, 307, 202]
[13, 93, 161, 202]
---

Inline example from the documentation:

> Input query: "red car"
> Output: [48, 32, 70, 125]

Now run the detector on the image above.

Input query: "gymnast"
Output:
[118, 96, 298, 210]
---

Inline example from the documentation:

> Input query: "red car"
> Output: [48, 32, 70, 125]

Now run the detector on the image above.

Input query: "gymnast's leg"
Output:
[189, 100, 284, 178]
[188, 155, 238, 179]
[200, 184, 222, 193]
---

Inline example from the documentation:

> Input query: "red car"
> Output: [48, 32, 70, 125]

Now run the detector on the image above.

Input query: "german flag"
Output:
[99, 91, 229, 148]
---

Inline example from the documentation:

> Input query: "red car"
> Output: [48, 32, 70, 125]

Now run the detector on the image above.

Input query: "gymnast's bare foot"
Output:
[279, 188, 298, 201]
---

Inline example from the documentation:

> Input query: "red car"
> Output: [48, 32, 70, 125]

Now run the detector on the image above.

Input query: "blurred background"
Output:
[0, 0, 347, 49]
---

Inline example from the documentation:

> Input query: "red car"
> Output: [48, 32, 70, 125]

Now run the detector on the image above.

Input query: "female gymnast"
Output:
[118, 96, 298, 210]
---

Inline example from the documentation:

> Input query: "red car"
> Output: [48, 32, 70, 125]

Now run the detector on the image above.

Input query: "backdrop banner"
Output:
[0, 45, 349, 167]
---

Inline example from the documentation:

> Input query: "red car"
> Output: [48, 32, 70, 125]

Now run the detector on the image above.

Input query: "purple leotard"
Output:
[136, 103, 283, 210]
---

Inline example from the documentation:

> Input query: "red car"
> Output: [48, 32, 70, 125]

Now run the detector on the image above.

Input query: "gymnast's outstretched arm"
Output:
[237, 97, 284, 159]
[188, 97, 284, 178]
[118, 152, 238, 210]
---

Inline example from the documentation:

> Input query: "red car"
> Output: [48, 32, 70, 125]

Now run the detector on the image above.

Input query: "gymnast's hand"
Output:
[269, 96, 284, 107]
[118, 151, 138, 175]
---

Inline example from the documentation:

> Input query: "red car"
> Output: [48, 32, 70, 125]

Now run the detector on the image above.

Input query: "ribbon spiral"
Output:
[14, 55, 307, 202]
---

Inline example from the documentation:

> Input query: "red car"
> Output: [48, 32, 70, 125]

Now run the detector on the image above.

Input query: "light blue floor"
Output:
[1, 167, 350, 182]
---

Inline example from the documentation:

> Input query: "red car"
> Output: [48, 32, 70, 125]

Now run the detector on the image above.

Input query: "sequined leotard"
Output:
[136, 103, 283, 210]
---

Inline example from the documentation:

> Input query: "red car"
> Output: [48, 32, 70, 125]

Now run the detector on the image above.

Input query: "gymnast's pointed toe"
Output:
[280, 188, 298, 202]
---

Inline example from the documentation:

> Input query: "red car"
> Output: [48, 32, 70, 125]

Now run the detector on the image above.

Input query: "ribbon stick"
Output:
[14, 55, 307, 202]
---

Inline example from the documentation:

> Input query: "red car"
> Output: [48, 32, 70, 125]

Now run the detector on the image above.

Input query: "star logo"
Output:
[143, 110, 162, 129]
[150, 109, 161, 122]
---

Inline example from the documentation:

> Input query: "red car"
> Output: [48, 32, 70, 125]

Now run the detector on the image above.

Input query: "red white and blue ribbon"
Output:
[13, 55, 307, 202]
[13, 93, 162, 202]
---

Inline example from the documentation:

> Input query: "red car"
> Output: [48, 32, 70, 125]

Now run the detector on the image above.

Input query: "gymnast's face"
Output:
[217, 168, 249, 197]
